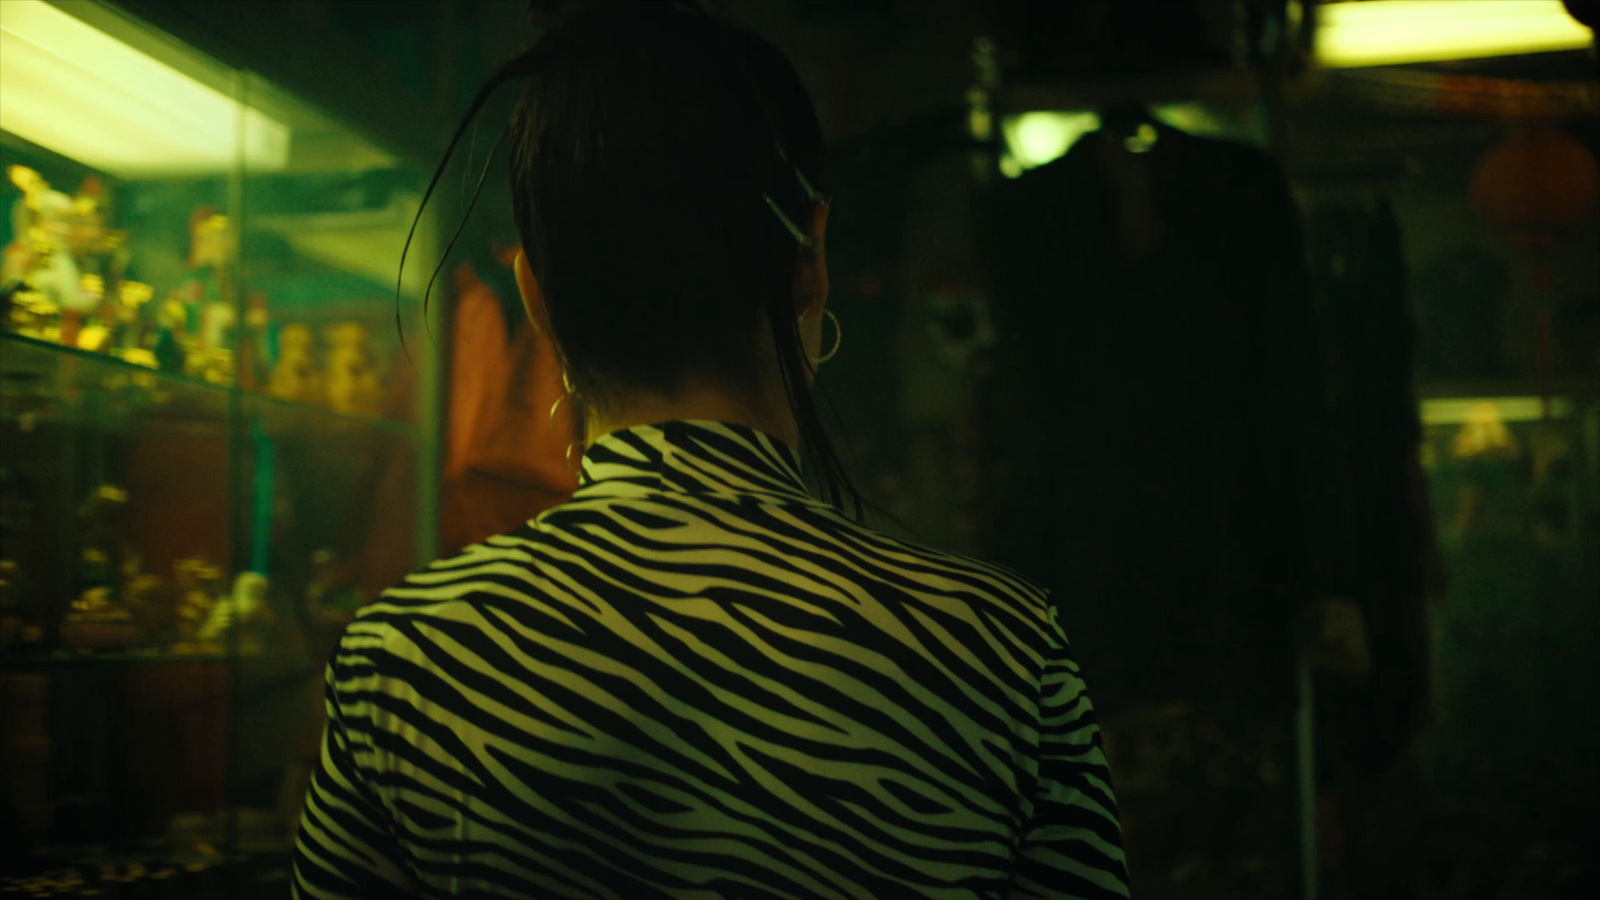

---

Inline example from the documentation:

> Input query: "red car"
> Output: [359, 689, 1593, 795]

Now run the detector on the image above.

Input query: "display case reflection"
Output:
[1, 164, 398, 413]
[0, 159, 406, 660]
[0, 0, 440, 867]
[0, 474, 348, 660]
[0, 0, 434, 659]
[1419, 395, 1587, 548]
[1418, 393, 1597, 780]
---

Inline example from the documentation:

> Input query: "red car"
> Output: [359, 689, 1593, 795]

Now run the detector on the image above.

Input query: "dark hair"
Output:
[402, 2, 862, 519]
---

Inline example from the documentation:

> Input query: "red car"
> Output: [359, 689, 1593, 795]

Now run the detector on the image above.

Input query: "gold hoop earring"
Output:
[549, 371, 584, 479]
[801, 309, 841, 365]
[564, 442, 582, 479]
[548, 374, 575, 439]
[820, 310, 841, 362]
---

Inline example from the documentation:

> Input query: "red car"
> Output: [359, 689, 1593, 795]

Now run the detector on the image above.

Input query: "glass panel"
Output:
[1289, 47, 1600, 891]
[0, 0, 242, 845]
[226, 69, 439, 851]
[1, 0, 440, 872]
[1417, 394, 1600, 792]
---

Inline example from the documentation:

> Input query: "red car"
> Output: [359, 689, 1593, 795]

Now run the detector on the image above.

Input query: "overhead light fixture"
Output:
[0, 0, 289, 176]
[1420, 396, 1573, 425]
[1316, 0, 1594, 68]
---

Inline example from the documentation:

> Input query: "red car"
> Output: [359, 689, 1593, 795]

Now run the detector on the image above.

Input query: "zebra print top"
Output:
[293, 420, 1128, 899]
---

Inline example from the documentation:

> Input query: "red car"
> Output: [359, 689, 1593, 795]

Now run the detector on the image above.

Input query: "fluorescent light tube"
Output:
[1317, 1, 1594, 68]
[0, 0, 289, 175]
[1421, 396, 1574, 425]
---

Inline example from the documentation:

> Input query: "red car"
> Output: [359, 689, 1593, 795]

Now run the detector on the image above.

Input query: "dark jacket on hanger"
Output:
[993, 119, 1328, 710]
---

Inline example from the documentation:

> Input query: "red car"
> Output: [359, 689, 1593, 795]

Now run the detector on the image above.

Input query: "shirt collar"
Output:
[572, 420, 821, 506]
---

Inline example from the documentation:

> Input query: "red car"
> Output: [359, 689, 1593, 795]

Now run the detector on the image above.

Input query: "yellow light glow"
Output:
[1152, 103, 1227, 137]
[1123, 123, 1158, 154]
[1317, 1, 1593, 68]
[0, 1, 289, 175]
[254, 203, 439, 300]
[1002, 111, 1101, 171]
[1420, 396, 1573, 426]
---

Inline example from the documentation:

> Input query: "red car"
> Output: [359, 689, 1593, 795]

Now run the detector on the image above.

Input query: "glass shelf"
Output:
[2, 331, 230, 434]
[0, 331, 416, 438]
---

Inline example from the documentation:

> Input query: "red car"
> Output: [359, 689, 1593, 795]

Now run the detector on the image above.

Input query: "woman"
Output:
[292, 5, 1126, 898]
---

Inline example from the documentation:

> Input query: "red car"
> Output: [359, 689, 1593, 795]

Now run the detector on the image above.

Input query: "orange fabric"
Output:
[354, 263, 576, 577]
[475, 303, 580, 489]
[445, 264, 511, 481]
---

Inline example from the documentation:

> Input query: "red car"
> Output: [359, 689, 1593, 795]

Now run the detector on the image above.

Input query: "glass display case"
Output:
[1416, 392, 1600, 796]
[0, 0, 441, 885]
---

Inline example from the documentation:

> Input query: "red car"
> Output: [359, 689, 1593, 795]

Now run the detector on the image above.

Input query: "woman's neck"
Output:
[584, 374, 800, 449]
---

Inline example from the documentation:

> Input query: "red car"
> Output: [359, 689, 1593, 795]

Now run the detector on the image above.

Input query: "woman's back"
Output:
[293, 421, 1127, 899]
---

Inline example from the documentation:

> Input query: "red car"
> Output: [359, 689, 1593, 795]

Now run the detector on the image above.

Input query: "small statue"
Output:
[238, 291, 271, 390]
[1452, 402, 1521, 460]
[171, 558, 225, 652]
[199, 346, 236, 386]
[324, 322, 382, 417]
[153, 298, 188, 373]
[196, 572, 271, 655]
[165, 207, 237, 381]
[3, 166, 87, 341]
[60, 586, 143, 651]
[75, 484, 128, 600]
[112, 281, 156, 364]
[198, 302, 236, 365]
[1, 168, 39, 288]
[2, 283, 59, 340]
[117, 552, 176, 639]
[67, 176, 132, 352]
[268, 323, 326, 405]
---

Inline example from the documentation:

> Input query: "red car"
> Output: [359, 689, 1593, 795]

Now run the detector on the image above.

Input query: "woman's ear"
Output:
[794, 202, 830, 318]
[514, 248, 552, 337]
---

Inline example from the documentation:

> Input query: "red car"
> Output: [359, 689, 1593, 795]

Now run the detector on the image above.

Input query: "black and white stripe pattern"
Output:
[293, 420, 1127, 899]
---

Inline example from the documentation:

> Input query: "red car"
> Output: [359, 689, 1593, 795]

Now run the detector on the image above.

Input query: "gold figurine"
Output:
[324, 322, 382, 417]
[60, 587, 143, 651]
[268, 323, 326, 405]
[3, 166, 85, 340]
[196, 571, 271, 656]
[170, 558, 225, 653]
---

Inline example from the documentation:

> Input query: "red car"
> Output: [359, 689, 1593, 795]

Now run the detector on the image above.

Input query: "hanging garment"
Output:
[994, 119, 1328, 711]
[350, 263, 578, 600]
[1306, 202, 1438, 772]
